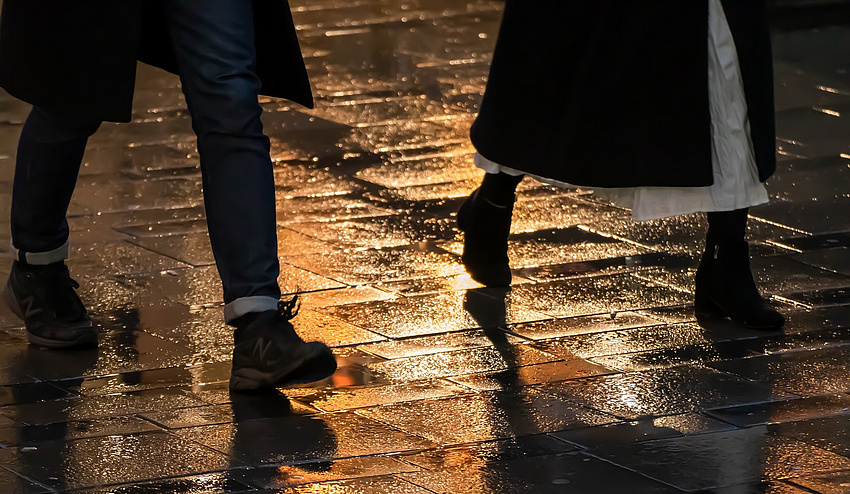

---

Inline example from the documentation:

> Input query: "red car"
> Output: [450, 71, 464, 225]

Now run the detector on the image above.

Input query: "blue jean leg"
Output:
[161, 1, 281, 321]
[11, 107, 101, 262]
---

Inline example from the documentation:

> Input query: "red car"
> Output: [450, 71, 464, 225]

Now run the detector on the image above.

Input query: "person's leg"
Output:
[5, 107, 100, 348]
[695, 208, 784, 328]
[160, 1, 280, 322]
[160, 1, 335, 390]
[457, 172, 523, 287]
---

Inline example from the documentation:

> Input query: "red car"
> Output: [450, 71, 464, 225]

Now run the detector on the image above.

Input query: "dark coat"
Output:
[470, 0, 776, 188]
[0, 0, 313, 123]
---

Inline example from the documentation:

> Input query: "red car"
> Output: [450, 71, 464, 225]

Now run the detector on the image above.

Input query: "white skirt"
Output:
[474, 0, 769, 221]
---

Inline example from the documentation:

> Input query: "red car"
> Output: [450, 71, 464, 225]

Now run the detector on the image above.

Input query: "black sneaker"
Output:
[229, 297, 337, 392]
[4, 260, 98, 348]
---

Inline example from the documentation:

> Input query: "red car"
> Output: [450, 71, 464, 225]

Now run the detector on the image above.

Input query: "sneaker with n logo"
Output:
[4, 260, 98, 348]
[229, 296, 337, 392]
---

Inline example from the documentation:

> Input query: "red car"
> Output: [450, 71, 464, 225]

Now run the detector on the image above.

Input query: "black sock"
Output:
[706, 208, 748, 245]
[479, 172, 523, 207]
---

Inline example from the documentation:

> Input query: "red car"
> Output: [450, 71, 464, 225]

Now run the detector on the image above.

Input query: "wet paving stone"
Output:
[0, 415, 162, 449]
[175, 411, 436, 464]
[707, 394, 850, 428]
[235, 456, 421, 490]
[789, 247, 850, 276]
[397, 450, 682, 494]
[590, 341, 758, 373]
[552, 412, 736, 449]
[790, 470, 850, 494]
[695, 482, 813, 494]
[367, 344, 557, 383]
[295, 379, 470, 412]
[0, 468, 50, 494]
[783, 286, 850, 308]
[505, 274, 694, 319]
[539, 366, 791, 420]
[708, 345, 850, 396]
[398, 435, 578, 470]
[322, 290, 550, 339]
[771, 414, 850, 457]
[357, 390, 617, 445]
[289, 244, 464, 285]
[0, 387, 207, 426]
[506, 311, 661, 341]
[358, 328, 528, 359]
[516, 252, 689, 283]
[255, 475, 433, 494]
[750, 197, 850, 235]
[531, 322, 715, 361]
[447, 359, 616, 391]
[775, 230, 850, 251]
[287, 214, 455, 250]
[74, 472, 254, 494]
[592, 427, 850, 492]
[0, 431, 232, 491]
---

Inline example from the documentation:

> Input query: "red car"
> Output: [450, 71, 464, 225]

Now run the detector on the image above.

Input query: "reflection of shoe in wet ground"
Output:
[229, 297, 337, 392]
[694, 241, 785, 330]
[4, 260, 98, 349]
[457, 188, 513, 287]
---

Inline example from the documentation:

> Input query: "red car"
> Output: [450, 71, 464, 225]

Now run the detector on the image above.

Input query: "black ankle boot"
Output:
[694, 241, 785, 329]
[456, 188, 513, 287]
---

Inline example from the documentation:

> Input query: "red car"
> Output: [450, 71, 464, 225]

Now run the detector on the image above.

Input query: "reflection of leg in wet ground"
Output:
[229, 390, 337, 489]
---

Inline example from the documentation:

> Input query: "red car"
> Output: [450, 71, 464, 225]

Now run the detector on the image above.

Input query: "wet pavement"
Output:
[0, 1, 849, 492]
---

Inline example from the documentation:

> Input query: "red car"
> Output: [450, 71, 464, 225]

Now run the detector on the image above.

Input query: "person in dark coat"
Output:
[0, 0, 337, 391]
[458, 0, 784, 329]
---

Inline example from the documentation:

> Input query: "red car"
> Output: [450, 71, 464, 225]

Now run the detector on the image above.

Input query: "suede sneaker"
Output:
[229, 296, 337, 392]
[4, 260, 97, 348]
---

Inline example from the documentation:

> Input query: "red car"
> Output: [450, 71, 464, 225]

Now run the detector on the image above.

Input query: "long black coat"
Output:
[0, 0, 313, 123]
[470, 0, 776, 188]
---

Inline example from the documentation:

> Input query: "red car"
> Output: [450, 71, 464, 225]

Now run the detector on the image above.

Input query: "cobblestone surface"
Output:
[0, 1, 848, 492]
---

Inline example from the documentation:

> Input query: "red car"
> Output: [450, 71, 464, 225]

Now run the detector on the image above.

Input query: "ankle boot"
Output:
[456, 188, 513, 287]
[694, 241, 785, 329]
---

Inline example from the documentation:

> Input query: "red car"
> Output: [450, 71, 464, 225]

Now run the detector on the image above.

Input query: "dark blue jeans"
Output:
[11, 1, 281, 322]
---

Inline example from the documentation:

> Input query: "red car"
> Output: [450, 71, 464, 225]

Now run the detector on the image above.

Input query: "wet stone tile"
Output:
[592, 428, 850, 492]
[299, 286, 395, 309]
[397, 451, 682, 494]
[776, 231, 850, 251]
[321, 290, 549, 339]
[399, 435, 577, 470]
[708, 345, 850, 396]
[235, 456, 420, 490]
[0, 382, 74, 407]
[505, 274, 694, 319]
[737, 327, 850, 355]
[68, 240, 191, 278]
[289, 244, 463, 285]
[448, 360, 615, 392]
[707, 394, 850, 428]
[367, 344, 557, 383]
[517, 252, 689, 283]
[590, 342, 757, 372]
[287, 214, 455, 250]
[376, 273, 491, 296]
[0, 415, 162, 448]
[506, 312, 659, 342]
[784, 286, 850, 308]
[0, 387, 207, 426]
[175, 411, 436, 464]
[553, 412, 735, 449]
[142, 397, 316, 430]
[532, 322, 713, 360]
[788, 247, 850, 276]
[790, 470, 850, 494]
[70, 361, 232, 397]
[276, 193, 395, 225]
[358, 328, 528, 360]
[771, 414, 850, 457]
[750, 197, 850, 235]
[0, 431, 232, 491]
[0, 467, 50, 494]
[357, 389, 615, 445]
[295, 380, 470, 412]
[0, 331, 41, 386]
[355, 153, 480, 188]
[693, 481, 815, 494]
[259, 475, 432, 494]
[540, 366, 790, 420]
[74, 472, 254, 494]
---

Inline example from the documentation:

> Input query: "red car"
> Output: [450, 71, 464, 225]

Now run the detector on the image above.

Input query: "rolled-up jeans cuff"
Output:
[224, 295, 279, 324]
[11, 240, 69, 265]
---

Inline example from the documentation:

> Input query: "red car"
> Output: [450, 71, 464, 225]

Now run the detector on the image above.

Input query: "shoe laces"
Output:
[275, 295, 300, 322]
